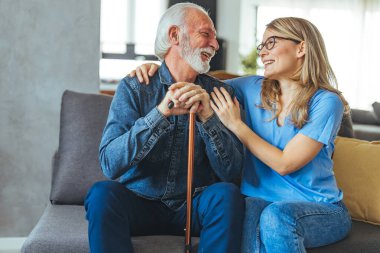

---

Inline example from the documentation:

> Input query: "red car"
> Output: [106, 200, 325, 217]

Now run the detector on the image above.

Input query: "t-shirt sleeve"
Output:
[298, 92, 344, 146]
[225, 76, 264, 107]
[225, 78, 244, 104]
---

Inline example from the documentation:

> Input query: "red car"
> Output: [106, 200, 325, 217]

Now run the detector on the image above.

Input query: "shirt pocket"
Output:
[145, 126, 174, 162]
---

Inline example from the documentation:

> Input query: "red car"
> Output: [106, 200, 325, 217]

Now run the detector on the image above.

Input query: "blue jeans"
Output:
[85, 181, 244, 253]
[241, 197, 352, 253]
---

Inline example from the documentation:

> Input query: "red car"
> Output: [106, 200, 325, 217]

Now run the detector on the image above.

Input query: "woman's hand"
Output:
[210, 87, 243, 132]
[129, 63, 160, 84]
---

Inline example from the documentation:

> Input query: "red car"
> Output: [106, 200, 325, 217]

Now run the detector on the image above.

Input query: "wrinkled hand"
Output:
[210, 87, 242, 131]
[169, 82, 214, 122]
[129, 64, 214, 121]
[128, 63, 160, 84]
[157, 82, 190, 117]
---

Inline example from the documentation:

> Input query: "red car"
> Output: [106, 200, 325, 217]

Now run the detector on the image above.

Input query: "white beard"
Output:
[179, 34, 215, 74]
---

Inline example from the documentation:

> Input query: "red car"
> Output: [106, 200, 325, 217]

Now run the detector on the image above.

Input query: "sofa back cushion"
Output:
[351, 108, 379, 125]
[372, 102, 380, 124]
[338, 114, 354, 138]
[333, 137, 380, 225]
[50, 90, 111, 205]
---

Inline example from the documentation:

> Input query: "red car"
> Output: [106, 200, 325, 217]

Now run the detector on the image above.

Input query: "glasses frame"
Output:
[257, 36, 301, 52]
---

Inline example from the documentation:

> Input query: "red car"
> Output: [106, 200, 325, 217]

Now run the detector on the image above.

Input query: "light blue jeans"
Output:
[241, 197, 352, 253]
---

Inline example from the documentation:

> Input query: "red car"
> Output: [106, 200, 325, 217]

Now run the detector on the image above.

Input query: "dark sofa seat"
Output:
[22, 204, 200, 253]
[22, 202, 380, 253]
[308, 221, 380, 253]
[22, 90, 380, 253]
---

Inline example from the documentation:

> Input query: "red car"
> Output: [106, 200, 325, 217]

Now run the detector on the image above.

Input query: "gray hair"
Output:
[154, 3, 209, 61]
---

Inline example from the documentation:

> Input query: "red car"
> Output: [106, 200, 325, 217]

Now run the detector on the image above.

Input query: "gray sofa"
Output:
[22, 90, 380, 253]
[351, 108, 380, 141]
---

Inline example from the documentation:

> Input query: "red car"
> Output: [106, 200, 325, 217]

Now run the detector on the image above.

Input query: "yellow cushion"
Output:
[333, 137, 380, 225]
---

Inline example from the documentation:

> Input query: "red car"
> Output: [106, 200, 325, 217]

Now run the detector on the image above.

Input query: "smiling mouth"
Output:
[263, 60, 275, 66]
[201, 51, 213, 61]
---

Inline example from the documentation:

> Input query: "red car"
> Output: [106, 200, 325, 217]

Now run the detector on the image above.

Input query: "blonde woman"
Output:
[210, 17, 351, 253]
[130, 17, 352, 253]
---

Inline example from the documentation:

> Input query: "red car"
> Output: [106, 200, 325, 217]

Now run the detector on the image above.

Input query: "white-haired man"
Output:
[85, 3, 244, 252]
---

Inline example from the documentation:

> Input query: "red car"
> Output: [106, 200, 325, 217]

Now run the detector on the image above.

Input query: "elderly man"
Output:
[85, 3, 244, 253]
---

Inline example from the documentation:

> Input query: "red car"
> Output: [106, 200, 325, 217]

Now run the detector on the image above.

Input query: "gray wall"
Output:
[0, 0, 100, 236]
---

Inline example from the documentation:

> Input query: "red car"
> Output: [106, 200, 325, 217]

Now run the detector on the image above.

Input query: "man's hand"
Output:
[157, 82, 189, 117]
[129, 63, 159, 84]
[129, 65, 214, 122]
[169, 83, 214, 122]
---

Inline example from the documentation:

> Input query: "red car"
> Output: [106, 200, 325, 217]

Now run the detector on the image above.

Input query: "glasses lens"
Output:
[266, 37, 275, 50]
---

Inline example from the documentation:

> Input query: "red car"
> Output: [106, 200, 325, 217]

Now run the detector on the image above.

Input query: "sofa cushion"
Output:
[338, 114, 354, 138]
[21, 204, 199, 253]
[308, 221, 380, 253]
[351, 108, 379, 125]
[372, 102, 380, 123]
[50, 90, 111, 205]
[22, 205, 380, 253]
[333, 137, 380, 225]
[352, 124, 380, 141]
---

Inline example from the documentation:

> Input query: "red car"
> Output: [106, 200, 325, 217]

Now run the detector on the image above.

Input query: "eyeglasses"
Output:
[257, 36, 301, 53]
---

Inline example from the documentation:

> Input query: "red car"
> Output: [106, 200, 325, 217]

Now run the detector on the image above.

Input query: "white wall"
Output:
[0, 0, 100, 236]
[217, 0, 242, 73]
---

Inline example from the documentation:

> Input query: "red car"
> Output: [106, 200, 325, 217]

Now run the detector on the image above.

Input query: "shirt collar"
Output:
[158, 61, 175, 86]
[158, 61, 204, 86]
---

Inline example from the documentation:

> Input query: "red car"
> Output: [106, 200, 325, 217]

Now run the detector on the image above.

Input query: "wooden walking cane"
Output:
[185, 112, 195, 253]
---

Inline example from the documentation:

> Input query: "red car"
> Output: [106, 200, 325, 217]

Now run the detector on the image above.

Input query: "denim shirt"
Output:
[99, 62, 243, 210]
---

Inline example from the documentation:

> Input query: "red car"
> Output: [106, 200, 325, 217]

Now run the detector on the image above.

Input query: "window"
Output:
[240, 0, 380, 109]
[100, 0, 168, 92]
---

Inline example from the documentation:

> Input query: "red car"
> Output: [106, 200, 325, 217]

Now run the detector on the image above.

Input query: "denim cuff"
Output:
[200, 113, 222, 138]
[144, 107, 170, 131]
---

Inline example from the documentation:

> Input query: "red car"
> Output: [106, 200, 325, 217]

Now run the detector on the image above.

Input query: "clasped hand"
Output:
[158, 82, 214, 122]
[129, 63, 238, 124]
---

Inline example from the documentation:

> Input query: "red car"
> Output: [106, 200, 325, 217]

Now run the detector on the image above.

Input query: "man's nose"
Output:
[210, 37, 219, 52]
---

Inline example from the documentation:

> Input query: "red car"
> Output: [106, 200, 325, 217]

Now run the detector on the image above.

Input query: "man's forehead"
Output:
[185, 9, 216, 33]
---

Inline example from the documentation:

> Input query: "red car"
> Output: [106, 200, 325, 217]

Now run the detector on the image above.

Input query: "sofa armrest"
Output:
[351, 109, 379, 125]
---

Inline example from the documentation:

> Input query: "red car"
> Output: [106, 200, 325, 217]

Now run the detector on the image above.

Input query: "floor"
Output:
[0, 238, 25, 253]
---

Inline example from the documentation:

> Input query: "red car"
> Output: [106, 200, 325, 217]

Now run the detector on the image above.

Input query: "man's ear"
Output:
[168, 26, 180, 45]
[296, 41, 306, 58]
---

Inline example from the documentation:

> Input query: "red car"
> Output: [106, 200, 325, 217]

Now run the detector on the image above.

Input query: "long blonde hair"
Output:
[260, 17, 350, 128]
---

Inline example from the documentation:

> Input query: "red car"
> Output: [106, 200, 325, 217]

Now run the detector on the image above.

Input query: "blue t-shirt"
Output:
[225, 76, 344, 203]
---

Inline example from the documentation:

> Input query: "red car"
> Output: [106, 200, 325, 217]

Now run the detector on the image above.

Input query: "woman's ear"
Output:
[296, 41, 306, 58]
[168, 26, 180, 45]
